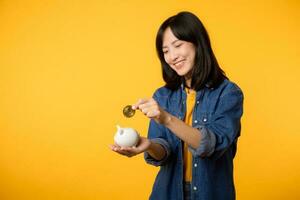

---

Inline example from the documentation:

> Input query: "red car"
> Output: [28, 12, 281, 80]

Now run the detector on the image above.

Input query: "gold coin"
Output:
[123, 105, 135, 118]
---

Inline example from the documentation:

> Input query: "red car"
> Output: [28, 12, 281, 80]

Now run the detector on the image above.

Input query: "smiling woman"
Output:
[110, 11, 244, 200]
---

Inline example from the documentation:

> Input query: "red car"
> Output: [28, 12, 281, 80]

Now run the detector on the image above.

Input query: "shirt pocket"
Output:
[194, 112, 211, 127]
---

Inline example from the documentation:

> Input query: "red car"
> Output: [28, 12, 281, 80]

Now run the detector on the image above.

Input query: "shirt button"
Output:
[194, 120, 198, 123]
[194, 163, 198, 167]
[196, 101, 200, 104]
[193, 186, 197, 191]
[203, 118, 207, 122]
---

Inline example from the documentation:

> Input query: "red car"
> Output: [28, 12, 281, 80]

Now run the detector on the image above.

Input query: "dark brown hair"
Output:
[156, 11, 227, 90]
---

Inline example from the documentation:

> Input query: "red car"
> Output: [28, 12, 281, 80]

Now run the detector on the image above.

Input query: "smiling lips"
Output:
[173, 60, 185, 70]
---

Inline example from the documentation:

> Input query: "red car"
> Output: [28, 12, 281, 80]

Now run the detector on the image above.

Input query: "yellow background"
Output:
[1, 0, 299, 199]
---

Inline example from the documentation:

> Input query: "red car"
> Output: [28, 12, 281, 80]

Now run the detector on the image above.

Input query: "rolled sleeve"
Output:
[144, 138, 171, 166]
[189, 125, 216, 157]
[190, 86, 243, 159]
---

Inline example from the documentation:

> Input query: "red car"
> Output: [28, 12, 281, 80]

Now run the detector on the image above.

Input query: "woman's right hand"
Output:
[109, 136, 151, 157]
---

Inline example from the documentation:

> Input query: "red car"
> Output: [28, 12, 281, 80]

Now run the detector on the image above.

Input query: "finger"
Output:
[110, 145, 126, 155]
[138, 101, 156, 110]
[121, 146, 136, 152]
[121, 146, 141, 154]
[147, 110, 160, 118]
[132, 98, 149, 110]
[120, 146, 132, 151]
[142, 104, 160, 117]
[108, 145, 114, 151]
[114, 143, 121, 148]
[109, 144, 115, 150]
[110, 145, 120, 151]
[115, 148, 133, 156]
[139, 103, 158, 116]
[109, 144, 119, 151]
[140, 106, 152, 115]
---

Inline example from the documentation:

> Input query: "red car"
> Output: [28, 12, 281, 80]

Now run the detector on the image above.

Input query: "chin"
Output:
[176, 69, 189, 77]
[173, 64, 192, 77]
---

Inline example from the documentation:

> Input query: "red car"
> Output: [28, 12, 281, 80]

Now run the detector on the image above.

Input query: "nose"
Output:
[169, 49, 179, 62]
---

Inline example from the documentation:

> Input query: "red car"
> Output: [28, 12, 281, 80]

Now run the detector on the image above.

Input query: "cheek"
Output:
[164, 55, 170, 64]
[187, 50, 196, 64]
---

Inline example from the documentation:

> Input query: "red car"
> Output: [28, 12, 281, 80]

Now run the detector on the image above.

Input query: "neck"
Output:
[185, 78, 191, 88]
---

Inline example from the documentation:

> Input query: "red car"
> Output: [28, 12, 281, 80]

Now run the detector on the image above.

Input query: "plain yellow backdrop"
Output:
[0, 0, 299, 199]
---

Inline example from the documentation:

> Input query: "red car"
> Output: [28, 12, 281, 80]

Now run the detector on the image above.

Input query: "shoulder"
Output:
[152, 85, 181, 103]
[153, 86, 175, 98]
[216, 79, 243, 98]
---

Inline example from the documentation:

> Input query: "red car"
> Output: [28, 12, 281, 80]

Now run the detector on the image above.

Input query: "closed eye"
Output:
[175, 43, 182, 48]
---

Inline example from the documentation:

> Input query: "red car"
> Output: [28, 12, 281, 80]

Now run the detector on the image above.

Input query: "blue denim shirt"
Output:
[144, 79, 244, 200]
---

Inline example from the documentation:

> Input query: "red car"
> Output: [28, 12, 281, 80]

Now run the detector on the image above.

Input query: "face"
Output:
[162, 27, 196, 79]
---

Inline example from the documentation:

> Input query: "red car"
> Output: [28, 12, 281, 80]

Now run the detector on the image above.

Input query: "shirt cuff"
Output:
[144, 138, 171, 166]
[189, 125, 216, 157]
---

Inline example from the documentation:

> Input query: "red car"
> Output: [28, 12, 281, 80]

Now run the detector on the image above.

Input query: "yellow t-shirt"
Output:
[183, 88, 196, 182]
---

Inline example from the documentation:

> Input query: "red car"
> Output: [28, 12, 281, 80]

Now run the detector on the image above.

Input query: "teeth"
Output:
[175, 61, 183, 67]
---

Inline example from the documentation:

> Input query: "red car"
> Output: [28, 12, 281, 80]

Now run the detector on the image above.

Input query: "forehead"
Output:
[162, 27, 179, 46]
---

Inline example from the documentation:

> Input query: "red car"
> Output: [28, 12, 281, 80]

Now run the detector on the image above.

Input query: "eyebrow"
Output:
[162, 39, 180, 49]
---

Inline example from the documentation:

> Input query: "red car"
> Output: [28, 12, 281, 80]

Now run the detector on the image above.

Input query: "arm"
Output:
[146, 140, 166, 160]
[163, 114, 202, 149]
[132, 98, 202, 149]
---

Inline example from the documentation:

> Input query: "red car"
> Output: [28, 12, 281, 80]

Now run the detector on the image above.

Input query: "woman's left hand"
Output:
[109, 136, 151, 157]
[132, 98, 171, 125]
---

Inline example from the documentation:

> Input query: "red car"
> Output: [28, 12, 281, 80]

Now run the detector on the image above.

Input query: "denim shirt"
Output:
[144, 79, 244, 200]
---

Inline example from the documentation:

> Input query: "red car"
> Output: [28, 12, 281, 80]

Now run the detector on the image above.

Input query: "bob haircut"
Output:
[156, 11, 227, 91]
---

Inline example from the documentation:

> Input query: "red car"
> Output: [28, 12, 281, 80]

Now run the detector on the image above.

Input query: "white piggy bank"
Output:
[114, 125, 140, 147]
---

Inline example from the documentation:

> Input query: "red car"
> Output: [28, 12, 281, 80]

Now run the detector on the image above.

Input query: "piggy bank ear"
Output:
[116, 125, 124, 135]
[116, 125, 121, 130]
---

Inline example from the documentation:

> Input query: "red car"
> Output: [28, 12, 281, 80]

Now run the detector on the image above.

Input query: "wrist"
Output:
[161, 112, 172, 126]
[146, 139, 152, 151]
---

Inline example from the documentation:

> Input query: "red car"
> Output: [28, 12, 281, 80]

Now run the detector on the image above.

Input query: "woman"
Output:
[110, 11, 243, 200]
